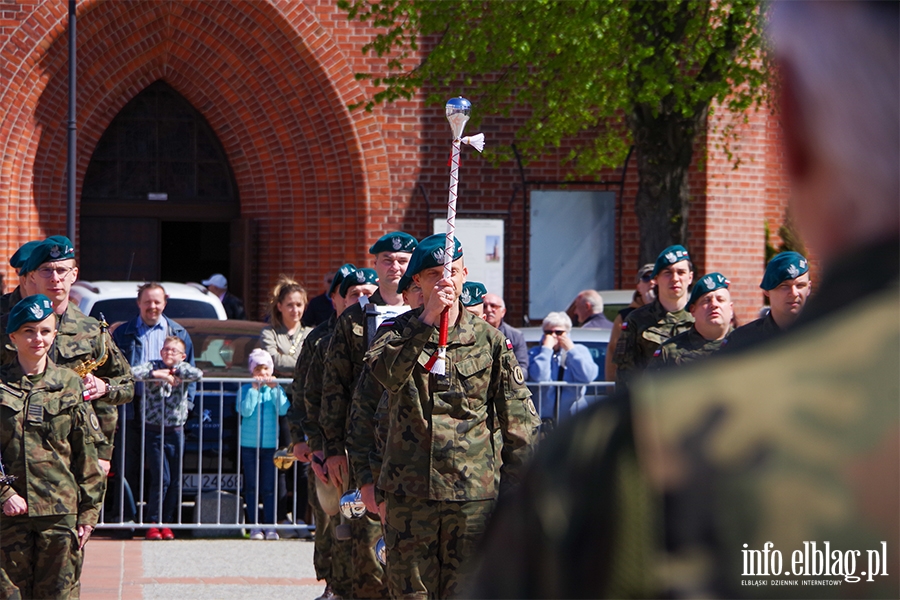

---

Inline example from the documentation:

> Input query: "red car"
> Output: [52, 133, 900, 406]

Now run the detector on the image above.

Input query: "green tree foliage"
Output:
[340, 0, 770, 264]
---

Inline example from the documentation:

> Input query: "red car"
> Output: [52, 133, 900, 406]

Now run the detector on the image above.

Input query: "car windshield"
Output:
[89, 298, 220, 323]
[183, 323, 263, 377]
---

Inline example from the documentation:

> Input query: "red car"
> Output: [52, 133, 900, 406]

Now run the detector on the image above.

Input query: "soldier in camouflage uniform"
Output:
[468, 4, 900, 598]
[287, 263, 356, 600]
[320, 232, 417, 599]
[6, 237, 134, 472]
[1, 295, 106, 599]
[649, 272, 733, 369]
[613, 244, 694, 388]
[724, 251, 811, 351]
[347, 278, 425, 518]
[366, 234, 540, 599]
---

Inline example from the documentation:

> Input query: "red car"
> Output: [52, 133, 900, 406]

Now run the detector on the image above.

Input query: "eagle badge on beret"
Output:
[787, 264, 799, 278]
[460, 288, 471, 304]
[392, 237, 402, 250]
[356, 271, 366, 283]
[28, 304, 42, 318]
[432, 247, 445, 263]
[665, 251, 676, 263]
[49, 245, 61, 258]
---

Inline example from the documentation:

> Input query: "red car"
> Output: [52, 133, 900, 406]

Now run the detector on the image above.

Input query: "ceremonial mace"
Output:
[425, 97, 484, 375]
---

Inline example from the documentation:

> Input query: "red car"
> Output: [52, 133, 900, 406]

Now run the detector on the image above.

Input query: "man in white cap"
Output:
[202, 274, 246, 320]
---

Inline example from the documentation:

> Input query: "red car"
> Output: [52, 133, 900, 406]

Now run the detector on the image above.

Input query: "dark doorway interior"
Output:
[80, 81, 241, 285]
[161, 221, 230, 283]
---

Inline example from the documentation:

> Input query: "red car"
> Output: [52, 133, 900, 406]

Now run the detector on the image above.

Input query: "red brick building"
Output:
[0, 0, 789, 324]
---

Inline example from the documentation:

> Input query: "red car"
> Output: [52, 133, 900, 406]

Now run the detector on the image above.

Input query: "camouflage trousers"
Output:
[308, 474, 352, 597]
[383, 493, 495, 599]
[350, 513, 388, 599]
[0, 513, 82, 600]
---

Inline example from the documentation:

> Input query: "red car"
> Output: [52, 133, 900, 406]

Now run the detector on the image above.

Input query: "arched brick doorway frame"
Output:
[0, 0, 391, 306]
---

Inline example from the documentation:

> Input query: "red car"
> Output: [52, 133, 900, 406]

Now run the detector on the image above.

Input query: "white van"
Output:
[69, 281, 227, 323]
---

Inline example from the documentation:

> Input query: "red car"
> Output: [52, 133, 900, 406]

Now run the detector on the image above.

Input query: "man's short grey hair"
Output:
[542, 311, 572, 332]
[579, 290, 604, 314]
[769, 2, 899, 230]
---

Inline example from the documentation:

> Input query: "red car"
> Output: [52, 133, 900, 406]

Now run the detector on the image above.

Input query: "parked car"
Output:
[179, 319, 268, 480]
[70, 280, 227, 323]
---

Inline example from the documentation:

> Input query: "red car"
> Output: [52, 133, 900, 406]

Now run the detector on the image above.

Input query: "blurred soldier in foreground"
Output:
[649, 273, 733, 369]
[724, 251, 811, 351]
[366, 234, 540, 598]
[469, 2, 899, 598]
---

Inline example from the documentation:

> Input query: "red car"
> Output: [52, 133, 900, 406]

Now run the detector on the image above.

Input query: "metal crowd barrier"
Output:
[95, 377, 615, 532]
[97, 377, 313, 535]
[526, 380, 617, 423]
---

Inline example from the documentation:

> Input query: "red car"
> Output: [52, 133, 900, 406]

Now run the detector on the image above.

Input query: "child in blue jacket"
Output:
[238, 349, 289, 540]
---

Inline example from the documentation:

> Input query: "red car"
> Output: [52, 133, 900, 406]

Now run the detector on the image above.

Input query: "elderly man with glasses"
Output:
[527, 311, 599, 427]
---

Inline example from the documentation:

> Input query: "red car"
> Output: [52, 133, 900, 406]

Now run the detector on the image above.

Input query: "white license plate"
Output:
[182, 473, 241, 492]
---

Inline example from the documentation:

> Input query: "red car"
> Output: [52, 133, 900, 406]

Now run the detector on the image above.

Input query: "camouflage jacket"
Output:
[722, 311, 780, 352]
[287, 314, 336, 447]
[49, 303, 135, 460]
[469, 237, 900, 599]
[346, 363, 387, 487]
[648, 327, 727, 369]
[320, 290, 386, 458]
[365, 303, 540, 501]
[304, 327, 337, 454]
[612, 299, 693, 388]
[0, 361, 106, 527]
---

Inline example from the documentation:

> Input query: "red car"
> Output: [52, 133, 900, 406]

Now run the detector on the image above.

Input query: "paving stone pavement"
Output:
[81, 534, 324, 599]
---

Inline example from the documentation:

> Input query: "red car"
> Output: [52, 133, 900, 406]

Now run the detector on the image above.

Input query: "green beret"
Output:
[651, 245, 691, 278]
[368, 232, 418, 255]
[329, 263, 357, 296]
[461, 282, 487, 307]
[21, 236, 75, 275]
[7, 294, 55, 334]
[340, 268, 379, 297]
[399, 233, 464, 289]
[687, 272, 730, 309]
[761, 251, 809, 290]
[9, 240, 41, 275]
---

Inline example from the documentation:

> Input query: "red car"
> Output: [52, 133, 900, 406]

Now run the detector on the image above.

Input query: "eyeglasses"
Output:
[543, 330, 567, 336]
[35, 266, 74, 279]
[160, 347, 185, 354]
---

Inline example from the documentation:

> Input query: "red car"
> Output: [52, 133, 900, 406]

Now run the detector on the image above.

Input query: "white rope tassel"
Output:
[461, 133, 485, 153]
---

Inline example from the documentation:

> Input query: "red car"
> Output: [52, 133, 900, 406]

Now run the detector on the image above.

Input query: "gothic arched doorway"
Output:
[80, 80, 245, 289]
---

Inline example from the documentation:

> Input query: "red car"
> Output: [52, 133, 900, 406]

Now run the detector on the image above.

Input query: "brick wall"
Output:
[0, 0, 790, 325]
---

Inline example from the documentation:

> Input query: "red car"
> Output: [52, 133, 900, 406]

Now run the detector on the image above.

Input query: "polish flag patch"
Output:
[505, 339, 513, 350]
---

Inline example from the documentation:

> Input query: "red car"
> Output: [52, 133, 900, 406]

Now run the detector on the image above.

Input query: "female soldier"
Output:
[0, 295, 105, 599]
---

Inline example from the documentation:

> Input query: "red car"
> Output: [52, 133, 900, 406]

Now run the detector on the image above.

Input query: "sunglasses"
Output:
[543, 330, 566, 336]
[640, 273, 653, 282]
